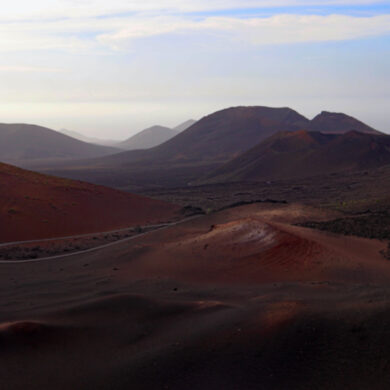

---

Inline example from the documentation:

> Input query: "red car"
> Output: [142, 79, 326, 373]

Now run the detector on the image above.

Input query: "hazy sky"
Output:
[0, 0, 389, 139]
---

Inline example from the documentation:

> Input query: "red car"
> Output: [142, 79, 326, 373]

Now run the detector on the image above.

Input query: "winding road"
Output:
[0, 215, 202, 264]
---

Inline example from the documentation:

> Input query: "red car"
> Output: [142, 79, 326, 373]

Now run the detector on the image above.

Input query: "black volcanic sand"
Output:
[141, 165, 390, 214]
[2, 203, 390, 390]
[299, 211, 390, 240]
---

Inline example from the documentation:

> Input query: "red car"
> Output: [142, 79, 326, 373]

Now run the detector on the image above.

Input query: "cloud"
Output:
[0, 8, 389, 53]
[97, 14, 390, 49]
[0, 0, 388, 136]
[0, 1, 388, 52]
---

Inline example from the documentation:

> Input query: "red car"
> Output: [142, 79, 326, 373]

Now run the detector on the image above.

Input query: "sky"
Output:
[0, 1, 389, 139]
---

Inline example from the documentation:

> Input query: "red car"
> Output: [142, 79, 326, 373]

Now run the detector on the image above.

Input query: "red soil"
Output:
[118, 204, 390, 285]
[0, 162, 179, 243]
[2, 204, 390, 389]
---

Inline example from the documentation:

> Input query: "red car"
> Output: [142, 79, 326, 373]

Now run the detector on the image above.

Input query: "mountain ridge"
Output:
[29, 106, 384, 189]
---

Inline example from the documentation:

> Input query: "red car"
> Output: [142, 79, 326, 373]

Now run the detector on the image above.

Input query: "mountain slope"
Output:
[0, 123, 120, 164]
[199, 130, 390, 184]
[308, 111, 381, 134]
[0, 162, 179, 242]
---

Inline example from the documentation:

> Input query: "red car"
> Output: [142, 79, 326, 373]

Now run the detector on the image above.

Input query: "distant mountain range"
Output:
[0, 120, 196, 166]
[3, 106, 387, 189]
[0, 123, 120, 164]
[61, 120, 197, 151]
[60, 129, 120, 147]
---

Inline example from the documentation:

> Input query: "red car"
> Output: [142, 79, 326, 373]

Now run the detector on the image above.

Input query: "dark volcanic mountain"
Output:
[308, 111, 381, 134]
[0, 162, 178, 242]
[158, 106, 309, 162]
[118, 125, 178, 150]
[0, 123, 120, 164]
[199, 130, 390, 184]
[94, 106, 310, 166]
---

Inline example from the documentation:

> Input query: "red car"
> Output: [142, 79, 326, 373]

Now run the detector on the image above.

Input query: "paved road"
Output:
[0, 215, 201, 264]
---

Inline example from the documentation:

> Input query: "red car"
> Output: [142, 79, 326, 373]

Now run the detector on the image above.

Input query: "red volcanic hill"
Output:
[0, 123, 120, 164]
[199, 130, 390, 184]
[308, 111, 381, 134]
[0, 162, 179, 243]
